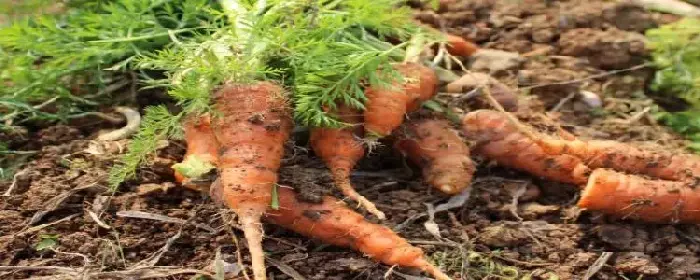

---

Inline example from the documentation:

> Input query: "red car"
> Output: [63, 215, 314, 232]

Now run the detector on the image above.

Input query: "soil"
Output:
[2, 1, 699, 280]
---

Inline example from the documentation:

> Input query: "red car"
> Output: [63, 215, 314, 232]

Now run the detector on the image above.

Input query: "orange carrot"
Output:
[211, 81, 293, 280]
[265, 186, 453, 280]
[464, 112, 700, 184]
[394, 118, 475, 194]
[461, 110, 590, 184]
[536, 138, 700, 185]
[310, 104, 386, 219]
[445, 34, 479, 57]
[173, 114, 219, 191]
[416, 22, 479, 57]
[364, 62, 438, 138]
[402, 62, 439, 112]
[579, 169, 700, 223]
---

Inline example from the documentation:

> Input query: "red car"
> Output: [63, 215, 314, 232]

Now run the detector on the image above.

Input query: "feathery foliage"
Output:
[0, 0, 214, 127]
[1, 0, 439, 187]
[646, 17, 700, 153]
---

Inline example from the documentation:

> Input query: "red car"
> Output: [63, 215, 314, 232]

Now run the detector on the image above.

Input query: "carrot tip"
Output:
[438, 184, 455, 194]
[353, 195, 387, 220]
[420, 262, 453, 280]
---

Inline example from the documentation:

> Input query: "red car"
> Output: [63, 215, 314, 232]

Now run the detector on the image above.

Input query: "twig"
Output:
[408, 240, 460, 247]
[87, 210, 111, 229]
[137, 227, 184, 267]
[266, 257, 306, 280]
[520, 63, 649, 91]
[2, 96, 59, 125]
[2, 168, 28, 196]
[491, 255, 555, 268]
[116, 210, 216, 233]
[482, 85, 541, 141]
[549, 92, 577, 112]
[582, 252, 613, 280]
[28, 181, 104, 225]
[623, 106, 652, 125]
[4, 214, 79, 239]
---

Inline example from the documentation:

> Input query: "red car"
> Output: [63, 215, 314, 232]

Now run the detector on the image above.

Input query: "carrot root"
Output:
[462, 110, 590, 185]
[265, 187, 452, 280]
[332, 170, 386, 219]
[536, 138, 700, 184]
[310, 104, 385, 219]
[239, 212, 266, 280]
[580, 169, 700, 224]
[212, 82, 293, 280]
[395, 118, 475, 194]
[364, 62, 438, 138]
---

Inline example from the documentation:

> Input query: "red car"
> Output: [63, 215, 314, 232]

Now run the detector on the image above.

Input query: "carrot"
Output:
[210, 81, 293, 280]
[445, 33, 479, 57]
[173, 114, 219, 191]
[461, 110, 591, 184]
[415, 22, 479, 57]
[310, 104, 386, 219]
[579, 169, 700, 223]
[265, 186, 453, 280]
[403, 62, 439, 112]
[364, 62, 438, 138]
[536, 138, 700, 185]
[394, 118, 475, 194]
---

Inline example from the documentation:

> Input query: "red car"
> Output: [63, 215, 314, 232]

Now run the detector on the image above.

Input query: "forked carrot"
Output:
[265, 186, 453, 280]
[580, 169, 700, 223]
[210, 81, 293, 280]
[394, 118, 475, 194]
[310, 104, 386, 219]
[461, 110, 590, 184]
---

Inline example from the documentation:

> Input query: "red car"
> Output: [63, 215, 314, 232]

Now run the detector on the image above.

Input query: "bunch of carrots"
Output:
[162, 3, 700, 276]
[168, 35, 479, 280]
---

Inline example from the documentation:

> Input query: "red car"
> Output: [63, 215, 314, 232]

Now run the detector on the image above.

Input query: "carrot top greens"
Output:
[0, 0, 441, 187]
[107, 0, 439, 188]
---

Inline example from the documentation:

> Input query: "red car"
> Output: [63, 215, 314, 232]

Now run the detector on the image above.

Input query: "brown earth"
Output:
[2, 0, 699, 279]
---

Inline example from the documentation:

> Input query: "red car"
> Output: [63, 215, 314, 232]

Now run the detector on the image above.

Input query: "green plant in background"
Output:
[646, 17, 700, 152]
[0, 0, 215, 128]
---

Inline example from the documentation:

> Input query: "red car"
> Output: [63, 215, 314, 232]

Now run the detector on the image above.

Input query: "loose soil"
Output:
[2, 1, 699, 279]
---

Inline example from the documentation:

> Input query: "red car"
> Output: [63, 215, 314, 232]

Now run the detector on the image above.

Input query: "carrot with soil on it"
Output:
[310, 104, 386, 219]
[210, 81, 293, 280]
[394, 118, 475, 194]
[579, 168, 700, 224]
[364, 62, 439, 138]
[461, 110, 591, 185]
[534, 137, 700, 185]
[262, 186, 453, 280]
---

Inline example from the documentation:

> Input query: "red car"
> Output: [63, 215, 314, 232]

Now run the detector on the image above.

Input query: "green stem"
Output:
[90, 28, 198, 43]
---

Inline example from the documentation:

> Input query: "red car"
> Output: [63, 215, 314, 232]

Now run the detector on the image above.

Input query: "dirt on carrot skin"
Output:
[2, 0, 700, 279]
